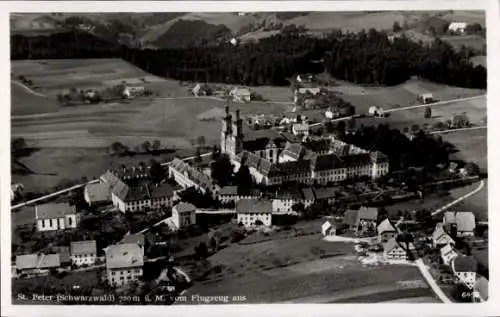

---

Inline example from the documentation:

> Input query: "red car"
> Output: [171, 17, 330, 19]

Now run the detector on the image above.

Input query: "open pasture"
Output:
[11, 59, 165, 97]
[441, 128, 487, 171]
[187, 234, 434, 303]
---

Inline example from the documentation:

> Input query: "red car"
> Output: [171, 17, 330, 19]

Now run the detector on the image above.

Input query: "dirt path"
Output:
[12, 80, 47, 98]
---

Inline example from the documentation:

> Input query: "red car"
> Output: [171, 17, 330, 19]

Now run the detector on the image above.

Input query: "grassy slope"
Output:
[11, 82, 59, 115]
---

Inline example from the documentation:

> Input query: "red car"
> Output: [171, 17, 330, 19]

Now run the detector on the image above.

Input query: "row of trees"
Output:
[11, 28, 486, 89]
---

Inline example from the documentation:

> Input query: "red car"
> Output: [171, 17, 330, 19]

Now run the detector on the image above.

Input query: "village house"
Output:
[357, 206, 379, 234]
[172, 202, 197, 229]
[383, 238, 413, 261]
[343, 209, 360, 232]
[440, 243, 458, 266]
[432, 223, 455, 248]
[52, 246, 71, 269]
[16, 253, 60, 277]
[105, 243, 144, 287]
[292, 121, 310, 137]
[301, 187, 315, 208]
[236, 199, 272, 228]
[312, 187, 336, 205]
[218, 186, 262, 205]
[111, 179, 178, 213]
[448, 22, 468, 34]
[443, 211, 476, 237]
[230, 87, 252, 103]
[321, 220, 336, 236]
[294, 87, 321, 104]
[35, 203, 80, 232]
[84, 182, 112, 206]
[70, 240, 97, 267]
[122, 233, 145, 255]
[272, 187, 304, 214]
[377, 218, 397, 244]
[451, 255, 478, 290]
[11, 183, 23, 201]
[418, 93, 434, 104]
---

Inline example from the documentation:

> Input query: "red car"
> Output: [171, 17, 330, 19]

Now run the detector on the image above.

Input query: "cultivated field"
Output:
[11, 81, 59, 115]
[449, 180, 488, 220]
[11, 59, 166, 98]
[441, 35, 486, 52]
[441, 128, 488, 171]
[185, 234, 435, 303]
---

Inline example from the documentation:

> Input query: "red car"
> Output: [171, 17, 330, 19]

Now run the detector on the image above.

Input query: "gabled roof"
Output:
[301, 188, 315, 201]
[314, 154, 343, 171]
[174, 202, 196, 213]
[432, 225, 451, 242]
[111, 179, 129, 201]
[100, 170, 122, 187]
[236, 199, 272, 214]
[456, 212, 476, 232]
[452, 255, 478, 273]
[275, 187, 303, 200]
[322, 220, 334, 233]
[443, 211, 456, 224]
[70, 240, 97, 256]
[281, 143, 305, 160]
[440, 244, 457, 258]
[16, 253, 60, 270]
[358, 206, 378, 221]
[35, 203, 76, 220]
[84, 183, 111, 203]
[377, 218, 396, 234]
[105, 243, 143, 269]
[313, 187, 336, 200]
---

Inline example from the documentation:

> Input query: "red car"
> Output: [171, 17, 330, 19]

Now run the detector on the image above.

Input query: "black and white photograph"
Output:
[3, 1, 497, 314]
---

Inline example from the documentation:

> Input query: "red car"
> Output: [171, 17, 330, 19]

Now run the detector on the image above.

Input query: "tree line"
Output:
[11, 28, 486, 89]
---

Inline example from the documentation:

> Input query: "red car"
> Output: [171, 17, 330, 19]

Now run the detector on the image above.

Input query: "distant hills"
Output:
[10, 11, 485, 49]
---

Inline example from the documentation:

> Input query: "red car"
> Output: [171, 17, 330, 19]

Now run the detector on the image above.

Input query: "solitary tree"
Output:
[234, 164, 252, 195]
[424, 106, 432, 119]
[211, 154, 233, 187]
[194, 148, 202, 163]
[392, 21, 402, 33]
[211, 145, 219, 160]
[411, 123, 420, 133]
[464, 162, 480, 176]
[197, 136, 206, 148]
[142, 140, 151, 153]
[152, 140, 161, 151]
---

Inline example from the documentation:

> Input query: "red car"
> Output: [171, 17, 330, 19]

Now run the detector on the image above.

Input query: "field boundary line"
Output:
[12, 80, 47, 98]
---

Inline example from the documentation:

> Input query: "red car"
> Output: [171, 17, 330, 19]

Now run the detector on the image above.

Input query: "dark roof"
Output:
[174, 202, 196, 213]
[70, 240, 97, 256]
[341, 153, 372, 167]
[301, 188, 315, 201]
[281, 143, 306, 160]
[149, 183, 176, 199]
[370, 151, 389, 164]
[243, 138, 273, 152]
[304, 139, 331, 153]
[277, 160, 310, 175]
[276, 187, 303, 200]
[344, 209, 359, 227]
[219, 186, 238, 196]
[112, 180, 175, 202]
[236, 199, 272, 214]
[53, 246, 70, 264]
[84, 183, 111, 203]
[314, 154, 343, 171]
[453, 255, 478, 273]
[280, 132, 301, 143]
[314, 187, 336, 200]
[35, 203, 76, 220]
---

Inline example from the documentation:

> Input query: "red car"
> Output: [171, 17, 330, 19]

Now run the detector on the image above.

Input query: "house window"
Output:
[68, 217, 73, 226]
[49, 219, 53, 227]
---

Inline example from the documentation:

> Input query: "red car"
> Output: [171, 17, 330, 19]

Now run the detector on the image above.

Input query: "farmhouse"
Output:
[313, 187, 336, 205]
[294, 87, 321, 104]
[84, 182, 111, 206]
[377, 218, 397, 244]
[357, 206, 378, 233]
[230, 87, 252, 103]
[451, 255, 478, 290]
[383, 238, 411, 261]
[418, 93, 434, 104]
[448, 22, 468, 34]
[111, 180, 177, 213]
[301, 187, 315, 208]
[443, 211, 476, 237]
[105, 243, 144, 287]
[236, 199, 272, 228]
[292, 122, 310, 136]
[70, 240, 97, 267]
[16, 253, 60, 276]
[322, 220, 336, 236]
[172, 202, 197, 229]
[218, 186, 262, 205]
[35, 203, 80, 232]
[432, 223, 455, 248]
[440, 243, 458, 266]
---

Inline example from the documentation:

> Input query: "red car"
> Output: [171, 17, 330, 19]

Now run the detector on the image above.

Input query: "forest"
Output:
[11, 27, 486, 89]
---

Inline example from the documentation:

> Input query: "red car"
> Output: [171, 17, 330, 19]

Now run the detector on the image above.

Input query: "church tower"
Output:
[232, 109, 244, 155]
[220, 99, 233, 155]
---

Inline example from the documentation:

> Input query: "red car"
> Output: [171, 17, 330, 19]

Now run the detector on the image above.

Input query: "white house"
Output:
[432, 223, 455, 248]
[452, 255, 478, 290]
[105, 243, 144, 287]
[35, 203, 79, 232]
[443, 211, 476, 237]
[418, 93, 434, 104]
[70, 240, 97, 267]
[383, 238, 412, 261]
[230, 87, 252, 103]
[440, 243, 458, 266]
[218, 186, 262, 205]
[236, 199, 272, 228]
[448, 22, 468, 34]
[322, 220, 336, 236]
[292, 122, 310, 136]
[111, 180, 177, 213]
[368, 106, 384, 117]
[377, 218, 397, 244]
[172, 202, 197, 229]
